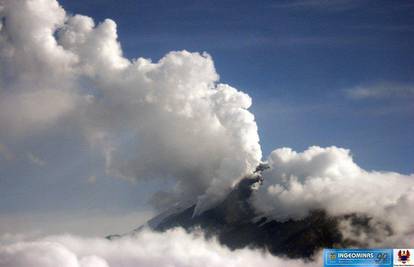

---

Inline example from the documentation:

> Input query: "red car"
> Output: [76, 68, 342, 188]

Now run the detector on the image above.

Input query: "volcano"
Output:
[108, 165, 377, 259]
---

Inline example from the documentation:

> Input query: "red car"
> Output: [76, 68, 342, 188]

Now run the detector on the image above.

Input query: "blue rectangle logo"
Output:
[324, 249, 393, 266]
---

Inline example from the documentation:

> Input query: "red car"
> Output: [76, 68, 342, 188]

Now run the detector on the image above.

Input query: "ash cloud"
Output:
[0, 0, 261, 214]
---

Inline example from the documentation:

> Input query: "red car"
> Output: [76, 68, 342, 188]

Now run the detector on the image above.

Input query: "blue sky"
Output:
[60, 0, 414, 173]
[0, 0, 413, 236]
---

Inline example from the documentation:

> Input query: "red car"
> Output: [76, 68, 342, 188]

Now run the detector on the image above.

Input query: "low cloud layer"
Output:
[252, 146, 414, 246]
[0, 229, 321, 267]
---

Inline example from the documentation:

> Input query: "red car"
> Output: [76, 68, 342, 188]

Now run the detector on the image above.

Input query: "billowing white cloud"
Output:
[0, 228, 321, 267]
[0, 0, 79, 137]
[0, 0, 262, 213]
[252, 146, 414, 246]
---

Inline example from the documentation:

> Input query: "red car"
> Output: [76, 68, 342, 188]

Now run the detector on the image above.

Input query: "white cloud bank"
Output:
[252, 146, 414, 246]
[0, 228, 321, 267]
[0, 0, 261, 214]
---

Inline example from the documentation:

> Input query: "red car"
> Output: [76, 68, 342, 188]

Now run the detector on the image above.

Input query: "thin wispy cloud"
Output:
[348, 24, 414, 33]
[0, 144, 14, 161]
[275, 35, 371, 47]
[86, 175, 97, 184]
[272, 0, 368, 12]
[345, 81, 414, 100]
[27, 152, 46, 167]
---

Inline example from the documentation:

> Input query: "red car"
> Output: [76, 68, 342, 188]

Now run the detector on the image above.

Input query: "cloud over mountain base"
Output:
[0, 228, 321, 267]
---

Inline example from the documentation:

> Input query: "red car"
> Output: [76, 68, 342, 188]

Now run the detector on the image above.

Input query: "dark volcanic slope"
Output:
[152, 177, 345, 259]
[112, 166, 390, 258]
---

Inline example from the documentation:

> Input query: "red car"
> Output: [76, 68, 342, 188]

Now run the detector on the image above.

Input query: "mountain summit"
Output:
[110, 165, 370, 259]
